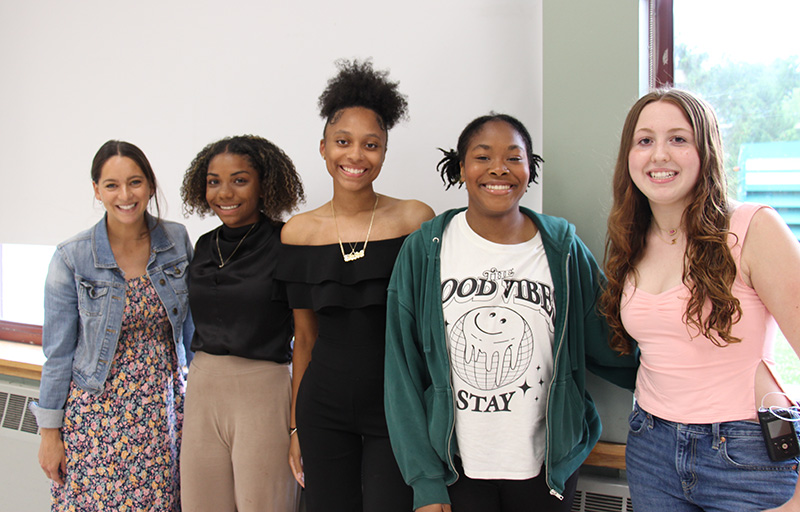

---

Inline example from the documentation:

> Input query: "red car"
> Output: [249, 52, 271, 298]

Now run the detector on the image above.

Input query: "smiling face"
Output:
[320, 106, 387, 191]
[93, 155, 152, 229]
[460, 120, 529, 221]
[205, 152, 262, 228]
[463, 306, 527, 370]
[450, 306, 533, 390]
[628, 100, 701, 211]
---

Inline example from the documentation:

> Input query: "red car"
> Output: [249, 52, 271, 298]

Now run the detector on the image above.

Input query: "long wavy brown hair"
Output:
[600, 89, 742, 355]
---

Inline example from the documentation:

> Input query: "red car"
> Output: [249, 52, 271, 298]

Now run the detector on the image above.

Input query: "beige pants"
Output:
[180, 352, 299, 512]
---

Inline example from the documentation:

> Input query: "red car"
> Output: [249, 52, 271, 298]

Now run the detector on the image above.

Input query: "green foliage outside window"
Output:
[675, 44, 800, 198]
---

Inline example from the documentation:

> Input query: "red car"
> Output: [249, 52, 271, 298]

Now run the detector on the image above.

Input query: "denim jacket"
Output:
[31, 214, 194, 429]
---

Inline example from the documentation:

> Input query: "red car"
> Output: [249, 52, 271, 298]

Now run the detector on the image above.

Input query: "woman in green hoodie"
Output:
[384, 113, 638, 512]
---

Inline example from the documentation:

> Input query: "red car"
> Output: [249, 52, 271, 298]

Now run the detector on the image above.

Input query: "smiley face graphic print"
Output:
[440, 212, 555, 479]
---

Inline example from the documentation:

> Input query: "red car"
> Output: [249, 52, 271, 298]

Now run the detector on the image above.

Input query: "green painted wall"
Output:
[543, 1, 641, 258]
[543, 0, 641, 443]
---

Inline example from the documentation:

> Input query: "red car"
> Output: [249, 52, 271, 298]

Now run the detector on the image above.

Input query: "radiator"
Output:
[0, 378, 51, 511]
[572, 473, 633, 512]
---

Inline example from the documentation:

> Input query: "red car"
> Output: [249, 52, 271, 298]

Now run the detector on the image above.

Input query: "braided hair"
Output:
[437, 113, 543, 189]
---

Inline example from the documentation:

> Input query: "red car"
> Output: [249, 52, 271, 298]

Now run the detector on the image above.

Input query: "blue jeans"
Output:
[626, 403, 798, 511]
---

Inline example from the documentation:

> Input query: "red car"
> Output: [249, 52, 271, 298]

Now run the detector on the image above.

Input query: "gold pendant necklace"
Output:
[652, 223, 680, 245]
[215, 222, 257, 268]
[331, 194, 379, 263]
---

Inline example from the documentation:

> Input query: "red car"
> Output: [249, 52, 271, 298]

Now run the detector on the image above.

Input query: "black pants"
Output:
[448, 457, 579, 512]
[296, 362, 413, 512]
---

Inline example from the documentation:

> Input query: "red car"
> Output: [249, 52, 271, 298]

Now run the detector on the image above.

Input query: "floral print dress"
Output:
[53, 275, 186, 512]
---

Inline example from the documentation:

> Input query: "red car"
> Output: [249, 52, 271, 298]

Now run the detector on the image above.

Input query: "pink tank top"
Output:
[622, 203, 777, 423]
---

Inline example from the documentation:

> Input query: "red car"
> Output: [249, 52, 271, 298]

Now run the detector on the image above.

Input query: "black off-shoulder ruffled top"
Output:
[276, 237, 406, 376]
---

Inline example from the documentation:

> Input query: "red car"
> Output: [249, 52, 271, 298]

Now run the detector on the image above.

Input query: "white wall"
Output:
[0, 0, 642, 444]
[0, 0, 543, 246]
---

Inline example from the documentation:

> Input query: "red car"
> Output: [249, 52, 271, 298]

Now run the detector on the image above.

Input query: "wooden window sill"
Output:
[583, 441, 626, 470]
[0, 340, 44, 381]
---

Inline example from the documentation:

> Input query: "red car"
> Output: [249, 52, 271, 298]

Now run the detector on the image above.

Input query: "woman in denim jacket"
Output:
[31, 140, 194, 512]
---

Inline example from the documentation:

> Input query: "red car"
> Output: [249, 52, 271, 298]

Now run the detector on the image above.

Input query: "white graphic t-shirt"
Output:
[440, 212, 555, 480]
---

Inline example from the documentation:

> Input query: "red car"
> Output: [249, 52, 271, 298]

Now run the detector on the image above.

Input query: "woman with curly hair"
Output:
[276, 59, 434, 511]
[180, 135, 305, 512]
[600, 89, 800, 511]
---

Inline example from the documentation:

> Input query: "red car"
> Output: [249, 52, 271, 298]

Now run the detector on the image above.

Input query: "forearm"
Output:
[38, 250, 80, 424]
[40, 427, 61, 441]
[33, 362, 74, 428]
[385, 300, 452, 509]
[290, 349, 311, 428]
[290, 308, 317, 428]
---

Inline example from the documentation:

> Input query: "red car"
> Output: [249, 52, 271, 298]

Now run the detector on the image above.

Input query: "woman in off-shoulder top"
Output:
[276, 59, 434, 512]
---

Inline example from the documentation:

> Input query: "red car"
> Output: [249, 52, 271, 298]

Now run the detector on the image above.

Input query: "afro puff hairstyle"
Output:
[181, 135, 305, 225]
[318, 58, 408, 133]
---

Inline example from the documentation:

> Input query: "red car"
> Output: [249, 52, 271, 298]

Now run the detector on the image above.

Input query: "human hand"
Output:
[762, 496, 800, 512]
[416, 504, 452, 512]
[288, 433, 304, 488]
[763, 503, 800, 512]
[38, 428, 66, 485]
[762, 479, 800, 511]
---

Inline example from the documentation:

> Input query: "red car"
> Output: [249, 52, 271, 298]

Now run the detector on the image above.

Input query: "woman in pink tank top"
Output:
[600, 89, 800, 512]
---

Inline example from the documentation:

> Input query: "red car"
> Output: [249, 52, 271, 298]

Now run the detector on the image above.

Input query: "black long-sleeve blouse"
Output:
[188, 216, 292, 363]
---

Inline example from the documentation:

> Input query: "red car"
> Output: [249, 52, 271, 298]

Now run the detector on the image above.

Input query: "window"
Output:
[667, 0, 800, 391]
[0, 244, 53, 330]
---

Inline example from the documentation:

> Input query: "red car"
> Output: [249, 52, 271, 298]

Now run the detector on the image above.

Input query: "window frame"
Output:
[0, 320, 42, 346]
[649, 0, 674, 87]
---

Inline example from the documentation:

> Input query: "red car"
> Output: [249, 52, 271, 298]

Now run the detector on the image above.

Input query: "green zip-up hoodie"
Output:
[385, 207, 638, 510]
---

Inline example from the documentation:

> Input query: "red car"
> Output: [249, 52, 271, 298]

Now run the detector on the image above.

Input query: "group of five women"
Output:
[31, 59, 800, 512]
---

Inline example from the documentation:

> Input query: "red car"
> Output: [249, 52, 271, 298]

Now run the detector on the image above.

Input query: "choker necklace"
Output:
[215, 222, 257, 268]
[652, 223, 680, 245]
[331, 194, 379, 263]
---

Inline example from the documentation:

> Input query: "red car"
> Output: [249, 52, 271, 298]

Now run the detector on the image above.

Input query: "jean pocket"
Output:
[163, 260, 189, 294]
[720, 432, 799, 471]
[628, 404, 649, 436]
[77, 280, 109, 317]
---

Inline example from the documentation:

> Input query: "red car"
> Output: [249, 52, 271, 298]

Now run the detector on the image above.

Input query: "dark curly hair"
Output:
[318, 58, 408, 137]
[436, 113, 543, 190]
[181, 135, 305, 224]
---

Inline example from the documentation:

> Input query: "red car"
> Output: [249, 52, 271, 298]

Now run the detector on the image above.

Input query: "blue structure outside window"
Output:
[739, 141, 800, 241]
